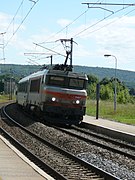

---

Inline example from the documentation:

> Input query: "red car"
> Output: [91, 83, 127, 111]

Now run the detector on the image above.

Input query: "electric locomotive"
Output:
[16, 64, 88, 125]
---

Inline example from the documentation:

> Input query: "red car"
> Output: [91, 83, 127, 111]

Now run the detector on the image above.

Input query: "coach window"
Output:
[30, 78, 41, 93]
[18, 81, 27, 92]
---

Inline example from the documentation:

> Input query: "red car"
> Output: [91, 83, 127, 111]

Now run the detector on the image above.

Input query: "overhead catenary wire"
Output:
[39, 5, 133, 58]
[35, 1, 134, 58]
[39, 9, 89, 45]
[73, 3, 135, 38]
[32, 1, 103, 60]
[79, 7, 135, 37]
[82, 2, 135, 6]
[4, 0, 40, 48]
[39, 0, 103, 44]
[33, 43, 66, 58]
[26, 0, 135, 64]
[27, 57, 41, 65]
[5, 0, 25, 33]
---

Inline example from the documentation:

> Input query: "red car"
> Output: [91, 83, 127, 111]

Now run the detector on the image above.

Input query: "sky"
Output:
[1, 0, 135, 72]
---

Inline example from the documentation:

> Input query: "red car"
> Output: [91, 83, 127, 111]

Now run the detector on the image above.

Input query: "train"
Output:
[16, 64, 88, 125]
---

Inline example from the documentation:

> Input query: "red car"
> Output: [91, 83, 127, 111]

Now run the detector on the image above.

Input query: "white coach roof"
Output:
[19, 69, 48, 83]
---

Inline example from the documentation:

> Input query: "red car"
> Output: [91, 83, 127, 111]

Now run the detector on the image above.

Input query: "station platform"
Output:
[0, 135, 54, 180]
[83, 115, 135, 136]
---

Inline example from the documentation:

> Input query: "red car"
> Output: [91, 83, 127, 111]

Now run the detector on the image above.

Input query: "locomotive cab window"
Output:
[46, 75, 65, 87]
[69, 78, 85, 90]
[46, 75, 87, 89]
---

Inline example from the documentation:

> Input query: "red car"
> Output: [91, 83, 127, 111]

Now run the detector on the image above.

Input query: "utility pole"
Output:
[46, 55, 53, 66]
[96, 83, 100, 119]
[60, 38, 75, 66]
[70, 38, 73, 66]
[24, 53, 53, 66]
[50, 55, 53, 66]
[0, 32, 6, 62]
[33, 38, 76, 68]
[104, 54, 117, 112]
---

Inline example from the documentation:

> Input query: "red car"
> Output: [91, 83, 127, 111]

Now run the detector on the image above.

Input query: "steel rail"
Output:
[0, 127, 66, 180]
[1, 105, 119, 180]
[72, 125, 135, 150]
[53, 125, 135, 160]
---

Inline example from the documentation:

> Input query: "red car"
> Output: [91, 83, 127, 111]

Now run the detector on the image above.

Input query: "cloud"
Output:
[70, 15, 135, 69]
[0, 12, 12, 30]
[53, 15, 135, 69]
[93, 16, 135, 65]
[57, 18, 72, 27]
[1, 8, 135, 70]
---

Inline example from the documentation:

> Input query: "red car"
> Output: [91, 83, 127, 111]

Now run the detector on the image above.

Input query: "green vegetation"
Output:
[86, 99, 135, 125]
[74, 65, 135, 89]
[0, 64, 134, 125]
[0, 64, 39, 79]
[86, 74, 135, 125]
[87, 74, 135, 103]
[0, 94, 12, 103]
[0, 64, 135, 88]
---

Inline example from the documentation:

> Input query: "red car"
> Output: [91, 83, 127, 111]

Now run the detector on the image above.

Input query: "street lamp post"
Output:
[0, 32, 6, 62]
[104, 54, 117, 112]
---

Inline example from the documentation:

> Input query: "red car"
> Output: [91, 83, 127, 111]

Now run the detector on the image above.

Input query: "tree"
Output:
[129, 88, 135, 96]
[87, 75, 133, 104]
[0, 81, 4, 92]
[87, 74, 98, 99]
[100, 84, 113, 100]
[100, 77, 110, 85]
[117, 89, 131, 104]
[87, 74, 98, 85]
[87, 83, 97, 99]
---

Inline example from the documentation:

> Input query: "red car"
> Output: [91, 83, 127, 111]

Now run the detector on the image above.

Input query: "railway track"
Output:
[0, 105, 119, 180]
[53, 125, 135, 160]
[73, 125, 135, 150]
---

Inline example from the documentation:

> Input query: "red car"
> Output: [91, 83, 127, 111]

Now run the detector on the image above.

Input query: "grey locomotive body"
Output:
[16, 66, 88, 125]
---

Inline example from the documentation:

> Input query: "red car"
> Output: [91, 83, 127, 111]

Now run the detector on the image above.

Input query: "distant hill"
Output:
[0, 64, 135, 89]
[74, 66, 135, 89]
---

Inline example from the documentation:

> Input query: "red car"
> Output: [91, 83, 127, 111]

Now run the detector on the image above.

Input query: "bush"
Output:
[87, 75, 133, 104]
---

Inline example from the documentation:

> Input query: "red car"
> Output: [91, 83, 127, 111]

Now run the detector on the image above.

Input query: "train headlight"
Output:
[73, 100, 80, 104]
[52, 97, 56, 102]
[76, 100, 80, 104]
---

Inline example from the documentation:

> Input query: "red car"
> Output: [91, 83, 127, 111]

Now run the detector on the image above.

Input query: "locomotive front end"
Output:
[43, 70, 88, 125]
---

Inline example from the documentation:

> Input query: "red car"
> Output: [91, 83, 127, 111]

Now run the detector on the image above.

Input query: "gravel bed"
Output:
[28, 122, 135, 179]
[0, 118, 104, 179]
[62, 128, 135, 156]
[1, 103, 135, 180]
[80, 126, 135, 146]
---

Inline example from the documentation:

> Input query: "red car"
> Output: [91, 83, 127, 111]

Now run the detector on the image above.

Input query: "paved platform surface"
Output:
[0, 135, 54, 180]
[83, 115, 135, 135]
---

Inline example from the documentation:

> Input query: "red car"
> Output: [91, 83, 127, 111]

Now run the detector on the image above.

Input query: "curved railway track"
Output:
[0, 104, 119, 180]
